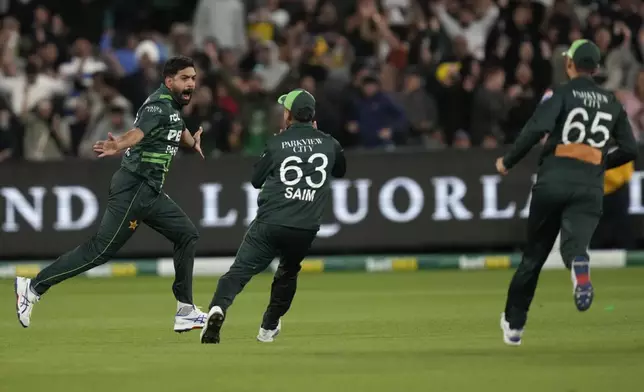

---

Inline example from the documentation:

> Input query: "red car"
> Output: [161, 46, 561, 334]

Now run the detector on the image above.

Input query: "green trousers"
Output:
[31, 169, 199, 304]
[209, 221, 317, 330]
[504, 183, 603, 329]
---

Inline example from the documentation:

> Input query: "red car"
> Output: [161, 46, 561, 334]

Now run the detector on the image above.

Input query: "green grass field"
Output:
[1, 269, 643, 392]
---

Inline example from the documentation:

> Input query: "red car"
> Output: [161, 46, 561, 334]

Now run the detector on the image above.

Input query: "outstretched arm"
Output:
[94, 103, 163, 157]
[93, 128, 144, 157]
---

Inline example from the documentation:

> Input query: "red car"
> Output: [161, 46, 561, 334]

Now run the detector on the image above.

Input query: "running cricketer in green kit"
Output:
[200, 88, 346, 344]
[496, 40, 638, 346]
[14, 56, 209, 333]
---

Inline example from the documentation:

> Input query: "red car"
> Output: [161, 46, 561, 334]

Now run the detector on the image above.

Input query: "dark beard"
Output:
[173, 89, 193, 105]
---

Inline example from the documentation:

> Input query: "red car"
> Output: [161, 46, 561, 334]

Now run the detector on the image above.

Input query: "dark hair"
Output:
[566, 56, 596, 75]
[575, 65, 596, 74]
[293, 108, 315, 122]
[163, 56, 195, 78]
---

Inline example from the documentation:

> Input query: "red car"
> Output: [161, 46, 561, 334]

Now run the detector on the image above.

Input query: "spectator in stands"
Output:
[0, 61, 66, 115]
[86, 73, 132, 140]
[345, 0, 380, 59]
[254, 40, 289, 92]
[298, 74, 340, 138]
[505, 62, 539, 143]
[216, 68, 284, 156]
[349, 74, 407, 149]
[1, 0, 644, 161]
[433, 0, 499, 60]
[615, 70, 644, 143]
[248, 6, 277, 42]
[193, 0, 247, 53]
[183, 85, 233, 156]
[168, 22, 195, 57]
[100, 32, 140, 76]
[37, 42, 61, 76]
[470, 67, 515, 146]
[395, 66, 439, 146]
[435, 55, 477, 145]
[78, 99, 132, 159]
[23, 99, 70, 161]
[1, 16, 21, 61]
[65, 96, 91, 156]
[594, 23, 639, 91]
[515, 40, 551, 93]
[0, 103, 17, 161]
[59, 38, 107, 88]
[265, 0, 290, 31]
[453, 129, 471, 149]
[29, 5, 51, 48]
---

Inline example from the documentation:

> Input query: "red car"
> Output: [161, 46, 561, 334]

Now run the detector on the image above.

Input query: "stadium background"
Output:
[1, 0, 644, 272]
[1, 2, 644, 391]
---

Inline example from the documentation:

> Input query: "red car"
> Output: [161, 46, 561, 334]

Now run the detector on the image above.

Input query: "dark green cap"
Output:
[562, 39, 601, 71]
[277, 88, 316, 121]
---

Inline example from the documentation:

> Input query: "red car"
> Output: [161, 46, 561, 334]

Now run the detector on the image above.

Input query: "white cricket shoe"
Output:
[500, 313, 523, 346]
[200, 306, 225, 344]
[174, 302, 207, 333]
[15, 277, 39, 328]
[257, 319, 282, 343]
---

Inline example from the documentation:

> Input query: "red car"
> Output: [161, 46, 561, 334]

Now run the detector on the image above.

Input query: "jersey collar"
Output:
[158, 84, 183, 110]
[285, 122, 314, 131]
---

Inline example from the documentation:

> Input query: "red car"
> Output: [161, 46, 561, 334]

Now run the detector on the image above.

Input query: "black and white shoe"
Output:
[200, 306, 225, 344]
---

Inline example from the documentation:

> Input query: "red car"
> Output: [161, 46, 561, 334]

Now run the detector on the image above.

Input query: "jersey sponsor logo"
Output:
[146, 105, 162, 113]
[572, 90, 609, 109]
[281, 138, 323, 153]
[166, 145, 179, 156]
[167, 129, 182, 142]
[169, 113, 181, 122]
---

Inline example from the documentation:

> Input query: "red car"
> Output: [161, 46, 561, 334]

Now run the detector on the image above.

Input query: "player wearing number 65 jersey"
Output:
[495, 39, 638, 346]
[201, 88, 346, 344]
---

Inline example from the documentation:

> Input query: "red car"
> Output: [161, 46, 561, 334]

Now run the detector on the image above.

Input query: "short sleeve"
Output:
[134, 104, 166, 135]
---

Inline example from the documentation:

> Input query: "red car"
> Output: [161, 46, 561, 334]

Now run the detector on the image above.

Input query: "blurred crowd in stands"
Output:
[1, 0, 644, 162]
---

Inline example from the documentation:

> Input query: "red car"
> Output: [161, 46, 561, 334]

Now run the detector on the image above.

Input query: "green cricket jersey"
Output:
[122, 85, 185, 191]
[251, 123, 346, 231]
[503, 76, 638, 189]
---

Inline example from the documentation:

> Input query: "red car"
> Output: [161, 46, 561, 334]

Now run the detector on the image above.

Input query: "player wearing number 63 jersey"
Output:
[201, 88, 346, 344]
[496, 39, 638, 346]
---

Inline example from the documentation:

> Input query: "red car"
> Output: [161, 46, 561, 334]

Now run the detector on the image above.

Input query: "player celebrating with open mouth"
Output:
[15, 56, 208, 333]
